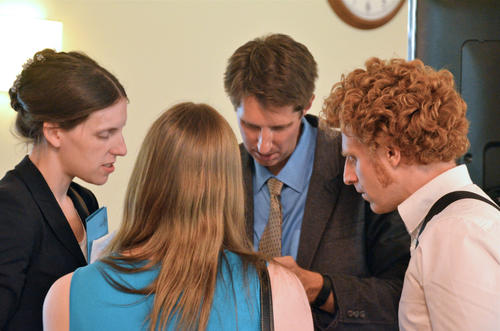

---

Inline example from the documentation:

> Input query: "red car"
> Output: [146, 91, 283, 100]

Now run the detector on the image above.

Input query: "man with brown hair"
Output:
[322, 57, 500, 330]
[224, 33, 410, 330]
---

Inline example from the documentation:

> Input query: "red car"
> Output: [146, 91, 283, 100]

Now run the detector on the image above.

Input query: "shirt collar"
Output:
[254, 117, 316, 193]
[398, 164, 473, 236]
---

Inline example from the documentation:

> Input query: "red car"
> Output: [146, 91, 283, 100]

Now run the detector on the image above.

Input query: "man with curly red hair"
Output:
[322, 57, 500, 331]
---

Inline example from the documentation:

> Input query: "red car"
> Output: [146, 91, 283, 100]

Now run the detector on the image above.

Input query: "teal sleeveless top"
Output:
[69, 251, 261, 330]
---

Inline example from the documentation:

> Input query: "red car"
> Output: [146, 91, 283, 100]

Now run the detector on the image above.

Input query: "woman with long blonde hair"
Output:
[43, 102, 312, 330]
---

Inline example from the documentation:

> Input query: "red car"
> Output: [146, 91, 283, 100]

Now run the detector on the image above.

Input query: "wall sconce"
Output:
[0, 17, 62, 92]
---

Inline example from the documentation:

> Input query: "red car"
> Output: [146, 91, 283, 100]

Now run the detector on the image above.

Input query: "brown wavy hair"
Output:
[101, 102, 266, 330]
[321, 57, 469, 164]
[224, 33, 317, 111]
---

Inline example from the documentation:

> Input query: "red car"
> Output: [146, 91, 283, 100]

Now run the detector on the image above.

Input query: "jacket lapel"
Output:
[14, 156, 87, 265]
[239, 115, 344, 266]
[296, 116, 343, 268]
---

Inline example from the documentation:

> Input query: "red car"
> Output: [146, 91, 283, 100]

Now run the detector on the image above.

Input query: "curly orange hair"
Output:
[321, 57, 469, 164]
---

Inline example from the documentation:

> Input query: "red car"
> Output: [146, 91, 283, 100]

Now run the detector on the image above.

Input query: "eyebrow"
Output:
[271, 122, 293, 130]
[95, 126, 121, 136]
[97, 121, 126, 130]
[341, 148, 353, 158]
[241, 119, 259, 127]
[241, 119, 293, 129]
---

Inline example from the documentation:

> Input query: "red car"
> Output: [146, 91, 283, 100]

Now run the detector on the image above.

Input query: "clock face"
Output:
[341, 0, 402, 21]
[328, 0, 405, 29]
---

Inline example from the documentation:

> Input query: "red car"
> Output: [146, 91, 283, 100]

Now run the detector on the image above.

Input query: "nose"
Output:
[111, 132, 127, 156]
[343, 159, 358, 185]
[257, 128, 272, 154]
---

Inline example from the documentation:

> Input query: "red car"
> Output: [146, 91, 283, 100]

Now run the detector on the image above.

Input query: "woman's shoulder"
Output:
[0, 167, 42, 232]
[221, 250, 261, 272]
[222, 250, 245, 263]
[45, 272, 74, 302]
[72, 260, 106, 279]
[73, 259, 159, 290]
[43, 272, 73, 331]
[1, 157, 50, 216]
[1, 156, 41, 193]
[219, 254, 304, 288]
[219, 251, 263, 287]
[0, 166, 30, 200]
[71, 260, 138, 284]
[68, 261, 117, 296]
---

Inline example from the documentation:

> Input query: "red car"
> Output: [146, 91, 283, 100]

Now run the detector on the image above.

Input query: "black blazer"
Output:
[0, 156, 98, 331]
[240, 115, 410, 331]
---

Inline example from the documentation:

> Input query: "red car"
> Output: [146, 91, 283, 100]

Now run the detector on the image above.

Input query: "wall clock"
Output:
[328, 0, 405, 30]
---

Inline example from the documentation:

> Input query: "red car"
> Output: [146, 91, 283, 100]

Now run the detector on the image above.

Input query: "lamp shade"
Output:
[0, 17, 62, 92]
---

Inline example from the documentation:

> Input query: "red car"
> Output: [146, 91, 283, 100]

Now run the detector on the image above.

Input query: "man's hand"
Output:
[274, 256, 335, 313]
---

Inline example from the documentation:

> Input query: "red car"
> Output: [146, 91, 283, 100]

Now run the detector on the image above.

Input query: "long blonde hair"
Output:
[101, 102, 265, 330]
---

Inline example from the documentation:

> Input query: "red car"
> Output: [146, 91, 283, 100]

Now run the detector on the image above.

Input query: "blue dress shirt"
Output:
[253, 117, 317, 259]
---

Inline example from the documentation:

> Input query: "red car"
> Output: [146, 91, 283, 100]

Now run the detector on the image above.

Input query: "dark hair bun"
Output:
[7, 48, 127, 144]
[8, 86, 24, 113]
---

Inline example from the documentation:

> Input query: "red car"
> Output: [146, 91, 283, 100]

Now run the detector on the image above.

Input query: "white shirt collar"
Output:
[398, 164, 473, 237]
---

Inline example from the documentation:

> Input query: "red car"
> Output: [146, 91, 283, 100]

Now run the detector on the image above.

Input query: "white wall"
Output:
[0, 0, 408, 230]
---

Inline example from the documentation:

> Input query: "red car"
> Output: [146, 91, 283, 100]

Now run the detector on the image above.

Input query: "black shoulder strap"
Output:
[260, 266, 274, 331]
[416, 190, 500, 247]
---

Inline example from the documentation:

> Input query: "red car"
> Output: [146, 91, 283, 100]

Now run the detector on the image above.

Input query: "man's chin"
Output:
[256, 160, 278, 169]
[369, 201, 396, 215]
[253, 154, 278, 166]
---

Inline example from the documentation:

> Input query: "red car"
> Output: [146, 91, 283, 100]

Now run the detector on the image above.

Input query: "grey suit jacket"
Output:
[240, 115, 410, 331]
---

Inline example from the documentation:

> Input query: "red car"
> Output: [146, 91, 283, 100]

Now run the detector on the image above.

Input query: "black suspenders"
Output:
[415, 191, 500, 247]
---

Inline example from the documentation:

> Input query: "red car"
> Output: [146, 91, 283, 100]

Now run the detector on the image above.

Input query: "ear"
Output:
[303, 94, 315, 115]
[42, 122, 63, 148]
[384, 145, 401, 168]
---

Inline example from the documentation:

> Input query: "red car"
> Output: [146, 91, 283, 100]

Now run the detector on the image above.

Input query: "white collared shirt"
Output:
[398, 165, 500, 331]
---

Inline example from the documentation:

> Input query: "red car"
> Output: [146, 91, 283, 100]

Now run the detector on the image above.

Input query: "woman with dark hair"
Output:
[0, 49, 128, 330]
[43, 102, 312, 330]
